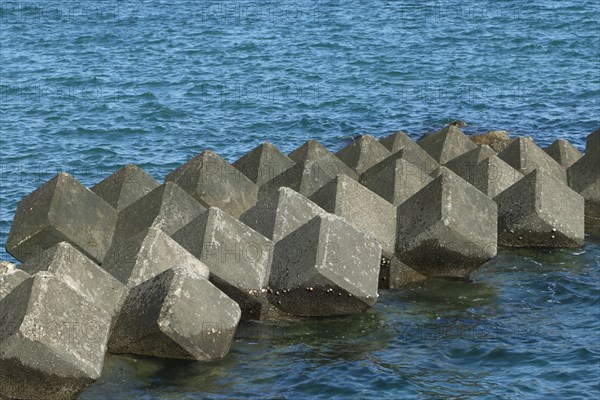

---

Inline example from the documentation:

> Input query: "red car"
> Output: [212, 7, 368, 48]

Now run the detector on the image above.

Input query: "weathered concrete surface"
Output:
[0, 261, 29, 301]
[495, 169, 585, 247]
[19, 242, 127, 324]
[444, 145, 497, 174]
[112, 182, 205, 243]
[165, 150, 258, 218]
[0, 272, 111, 400]
[360, 156, 433, 206]
[586, 127, 600, 154]
[257, 159, 335, 203]
[544, 139, 583, 168]
[568, 150, 600, 222]
[379, 131, 440, 173]
[102, 227, 209, 289]
[233, 142, 296, 186]
[288, 140, 359, 180]
[335, 135, 392, 175]
[108, 267, 240, 361]
[269, 214, 381, 316]
[396, 167, 498, 279]
[470, 130, 512, 152]
[379, 130, 414, 152]
[378, 256, 426, 289]
[172, 207, 274, 320]
[310, 174, 396, 258]
[91, 164, 160, 211]
[6, 172, 117, 264]
[417, 125, 478, 165]
[497, 137, 568, 183]
[240, 187, 326, 242]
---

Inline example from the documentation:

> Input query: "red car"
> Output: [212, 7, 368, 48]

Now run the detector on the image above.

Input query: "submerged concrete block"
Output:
[102, 227, 209, 289]
[233, 142, 296, 186]
[544, 139, 583, 168]
[396, 167, 498, 279]
[257, 159, 335, 202]
[310, 174, 396, 258]
[108, 267, 240, 361]
[495, 169, 585, 247]
[112, 182, 205, 242]
[379, 131, 440, 173]
[172, 207, 274, 320]
[0, 272, 111, 400]
[269, 214, 381, 316]
[568, 151, 600, 222]
[6, 172, 117, 264]
[335, 135, 392, 175]
[91, 164, 160, 211]
[165, 150, 258, 218]
[288, 140, 359, 180]
[378, 257, 426, 289]
[240, 187, 326, 242]
[0, 262, 29, 301]
[497, 137, 568, 183]
[417, 125, 478, 165]
[19, 242, 127, 323]
[360, 155, 433, 206]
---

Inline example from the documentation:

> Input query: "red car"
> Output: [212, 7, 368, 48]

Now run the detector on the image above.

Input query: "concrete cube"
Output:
[6, 172, 117, 264]
[233, 142, 296, 186]
[0, 272, 111, 400]
[288, 140, 359, 180]
[91, 164, 160, 211]
[495, 169, 585, 247]
[240, 187, 326, 242]
[108, 267, 240, 361]
[378, 257, 426, 289]
[379, 130, 414, 152]
[544, 139, 583, 168]
[417, 125, 478, 165]
[396, 167, 498, 279]
[269, 214, 381, 316]
[257, 159, 335, 203]
[165, 150, 258, 218]
[0, 262, 29, 301]
[498, 137, 568, 183]
[310, 174, 397, 258]
[444, 145, 497, 174]
[102, 227, 209, 289]
[379, 131, 440, 173]
[568, 151, 600, 222]
[19, 242, 127, 324]
[172, 207, 274, 320]
[586, 128, 599, 154]
[112, 182, 206, 243]
[335, 135, 392, 175]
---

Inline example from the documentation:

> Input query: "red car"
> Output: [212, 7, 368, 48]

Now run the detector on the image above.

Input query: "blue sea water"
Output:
[0, 0, 599, 398]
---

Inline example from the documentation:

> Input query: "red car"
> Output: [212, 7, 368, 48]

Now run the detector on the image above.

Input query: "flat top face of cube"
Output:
[379, 131, 414, 152]
[498, 137, 567, 181]
[335, 135, 391, 174]
[417, 125, 478, 164]
[233, 142, 295, 185]
[92, 164, 160, 210]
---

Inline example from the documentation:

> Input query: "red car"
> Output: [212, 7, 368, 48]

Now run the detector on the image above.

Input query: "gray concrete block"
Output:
[288, 140, 359, 180]
[0, 262, 29, 301]
[0, 272, 111, 400]
[6, 172, 117, 264]
[379, 130, 414, 153]
[165, 150, 258, 218]
[269, 214, 381, 316]
[417, 125, 478, 165]
[233, 142, 296, 186]
[335, 135, 392, 175]
[309, 174, 396, 258]
[444, 145, 497, 174]
[240, 187, 326, 242]
[102, 227, 209, 289]
[568, 152, 600, 222]
[91, 164, 160, 211]
[257, 159, 335, 203]
[396, 167, 498, 279]
[379, 256, 426, 289]
[108, 267, 240, 361]
[495, 169, 585, 247]
[112, 182, 206, 243]
[497, 137, 568, 183]
[19, 242, 127, 324]
[544, 139, 583, 168]
[360, 156, 433, 206]
[172, 207, 274, 320]
[379, 131, 440, 174]
[586, 127, 599, 154]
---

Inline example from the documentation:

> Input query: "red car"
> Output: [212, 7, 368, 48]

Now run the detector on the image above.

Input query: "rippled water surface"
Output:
[1, 0, 599, 398]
